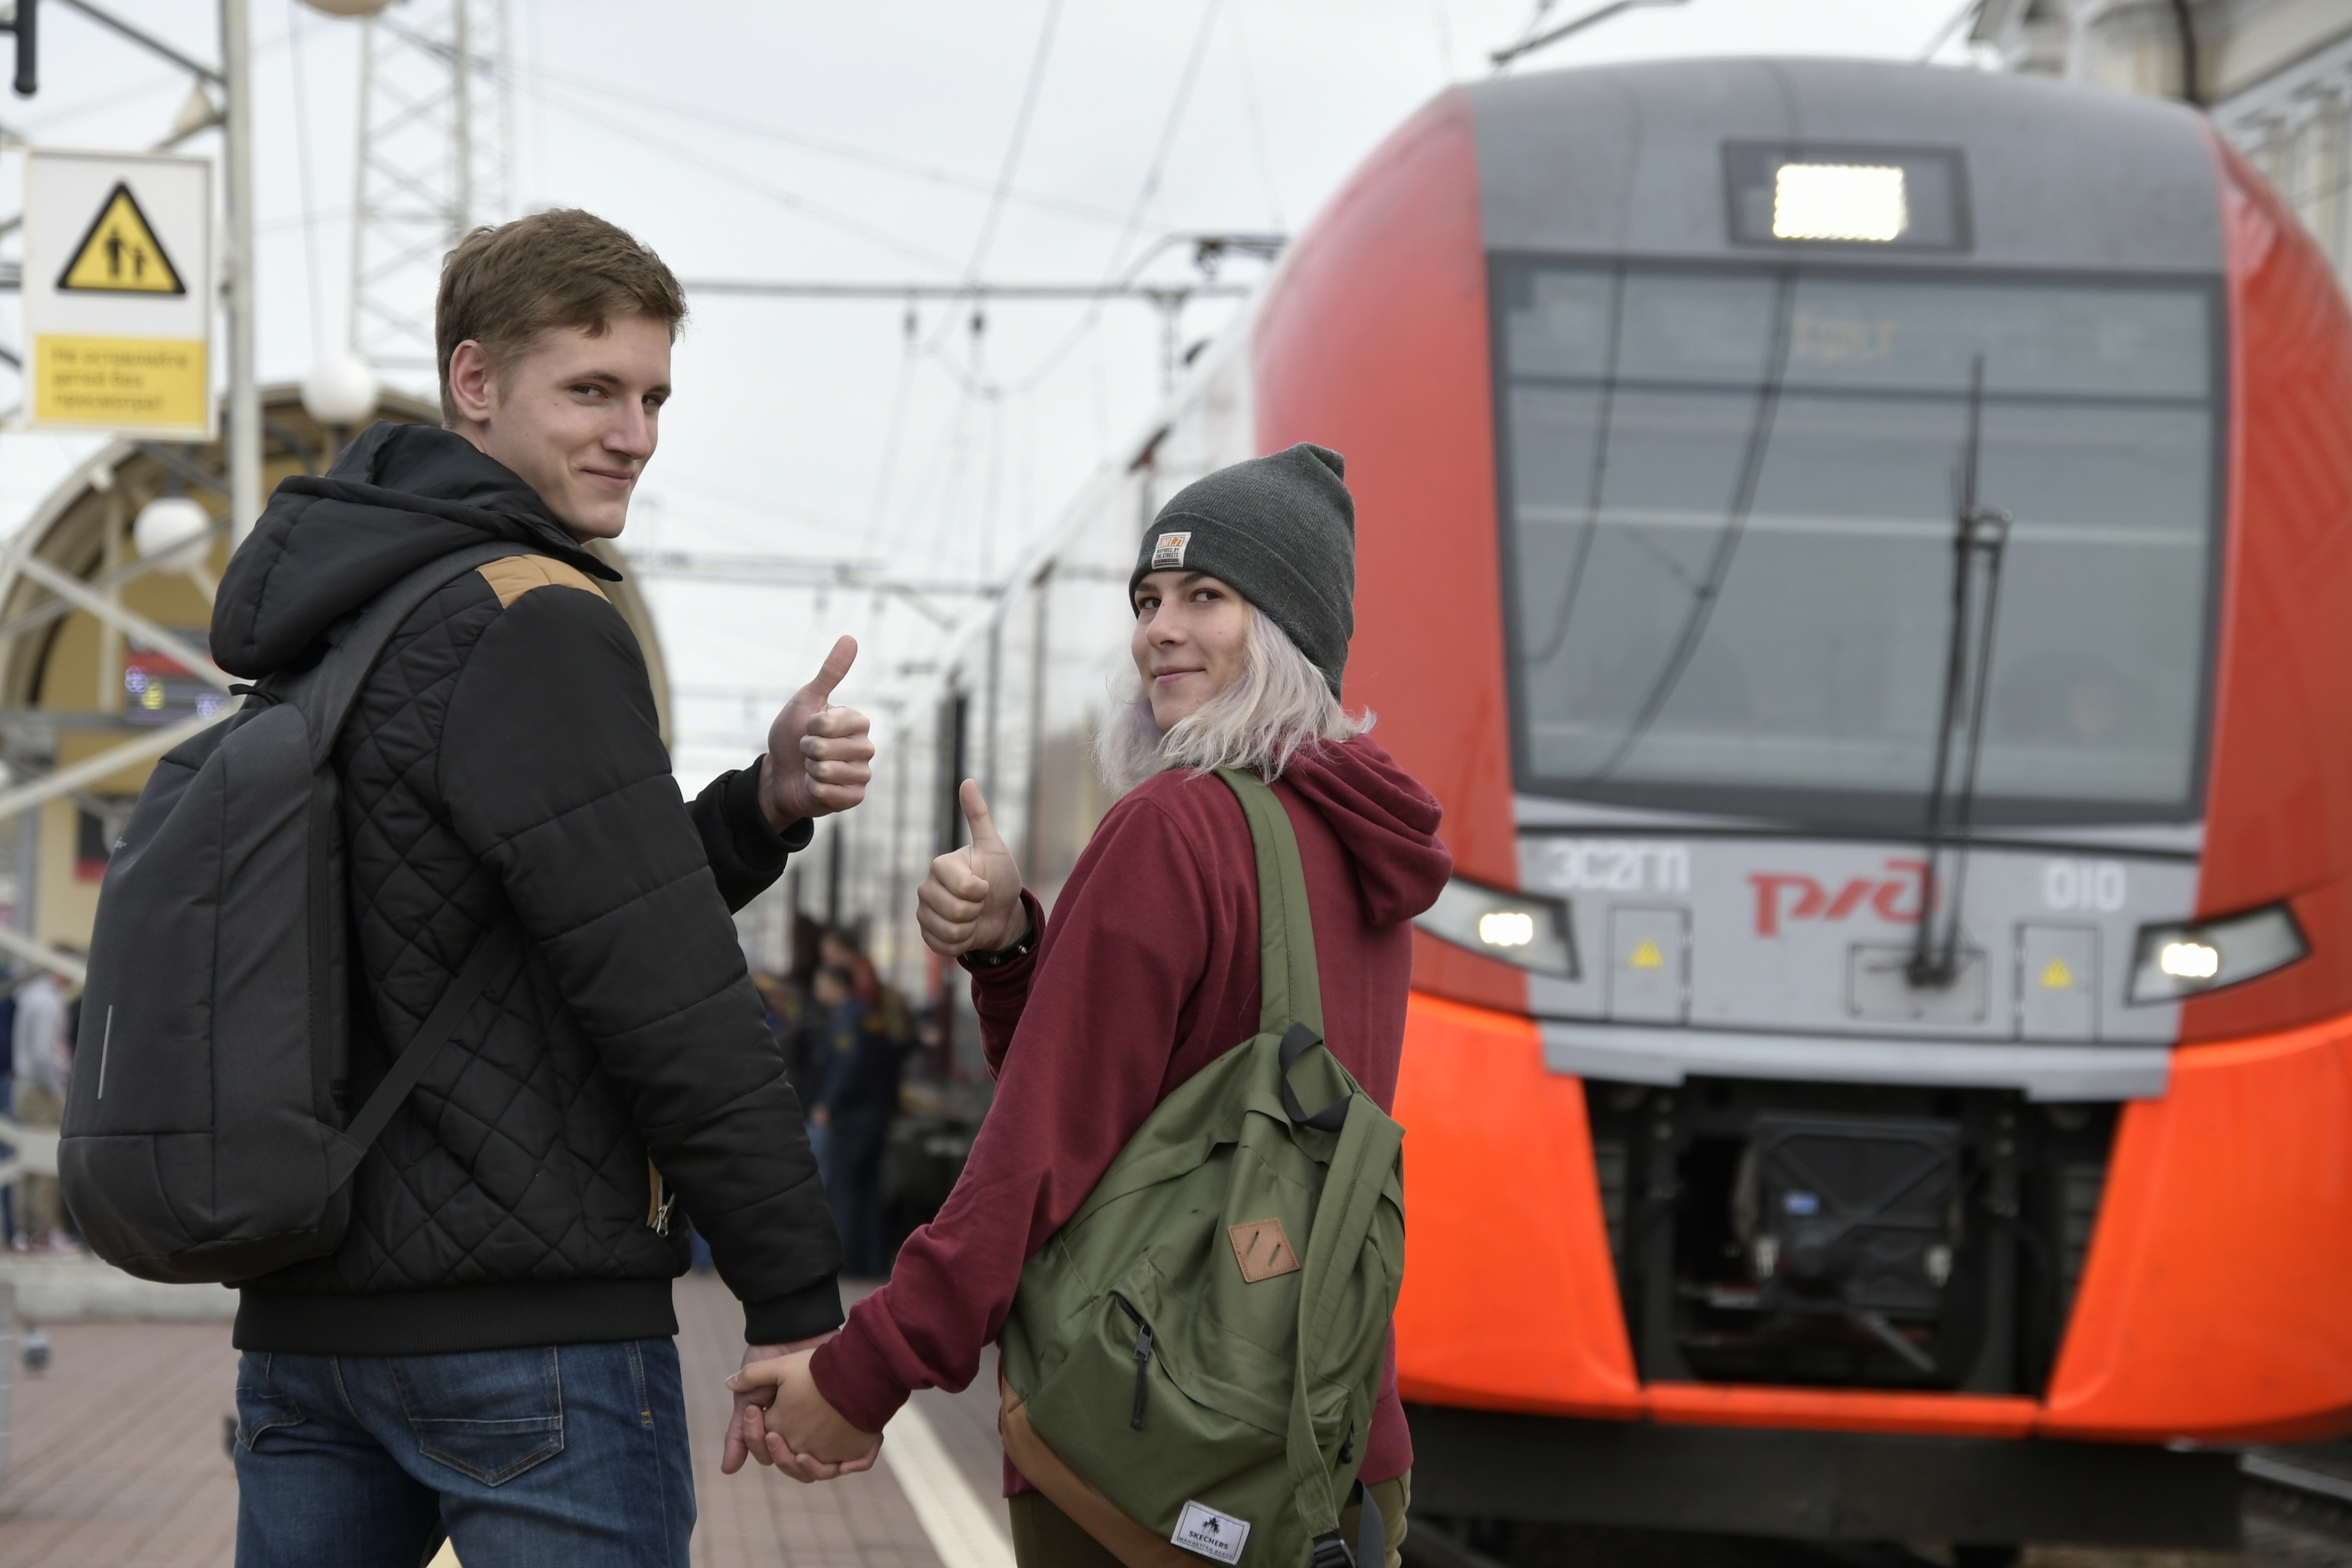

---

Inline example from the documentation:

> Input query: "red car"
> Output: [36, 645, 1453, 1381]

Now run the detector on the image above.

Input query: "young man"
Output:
[211, 209, 869, 1566]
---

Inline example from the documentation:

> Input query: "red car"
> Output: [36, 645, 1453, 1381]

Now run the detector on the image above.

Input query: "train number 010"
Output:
[2042, 858, 2126, 913]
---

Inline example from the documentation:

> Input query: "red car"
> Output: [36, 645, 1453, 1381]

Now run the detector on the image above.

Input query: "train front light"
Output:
[1415, 877, 1577, 978]
[1773, 163, 1907, 242]
[1723, 143, 1968, 251]
[2127, 903, 2307, 1004]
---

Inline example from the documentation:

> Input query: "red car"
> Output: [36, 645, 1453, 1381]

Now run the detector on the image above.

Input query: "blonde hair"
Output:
[1094, 607, 1371, 797]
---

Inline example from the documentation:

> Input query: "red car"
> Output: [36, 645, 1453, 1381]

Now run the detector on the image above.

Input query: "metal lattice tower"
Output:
[347, 0, 514, 372]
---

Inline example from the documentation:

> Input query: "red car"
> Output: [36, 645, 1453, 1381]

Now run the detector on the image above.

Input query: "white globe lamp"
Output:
[134, 495, 212, 564]
[299, 1, 397, 16]
[302, 352, 379, 428]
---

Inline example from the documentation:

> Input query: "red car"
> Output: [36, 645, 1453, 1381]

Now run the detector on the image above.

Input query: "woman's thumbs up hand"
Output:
[916, 779, 1027, 958]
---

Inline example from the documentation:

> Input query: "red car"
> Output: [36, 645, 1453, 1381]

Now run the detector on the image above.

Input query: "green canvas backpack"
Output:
[998, 768, 1406, 1568]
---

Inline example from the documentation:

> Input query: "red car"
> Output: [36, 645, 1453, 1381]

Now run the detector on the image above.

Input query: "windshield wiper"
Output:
[1910, 354, 2010, 989]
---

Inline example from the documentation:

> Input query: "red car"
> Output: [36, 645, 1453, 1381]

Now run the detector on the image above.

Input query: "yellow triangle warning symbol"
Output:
[57, 183, 185, 295]
[2041, 956, 2074, 990]
[1629, 937, 1665, 971]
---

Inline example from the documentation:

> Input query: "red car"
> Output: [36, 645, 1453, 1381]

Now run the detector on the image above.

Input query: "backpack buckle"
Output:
[1311, 1531, 1356, 1568]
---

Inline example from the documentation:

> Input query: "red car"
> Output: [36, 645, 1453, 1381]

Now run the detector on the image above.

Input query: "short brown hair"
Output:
[434, 208, 688, 423]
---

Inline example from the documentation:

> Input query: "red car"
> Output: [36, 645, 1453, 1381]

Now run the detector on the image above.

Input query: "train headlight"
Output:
[1415, 877, 1577, 978]
[2158, 941, 2218, 981]
[1773, 163, 1907, 243]
[1724, 143, 1969, 252]
[2127, 903, 2307, 1004]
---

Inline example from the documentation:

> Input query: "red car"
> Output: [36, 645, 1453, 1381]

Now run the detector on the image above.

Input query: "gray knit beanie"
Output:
[1129, 443, 1356, 696]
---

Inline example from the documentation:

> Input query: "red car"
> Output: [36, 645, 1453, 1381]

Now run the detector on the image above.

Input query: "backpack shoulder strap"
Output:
[296, 539, 548, 1186]
[1218, 768, 1407, 1563]
[1214, 768, 1323, 1039]
[296, 540, 531, 768]
[322, 923, 521, 1191]
[1215, 768, 1348, 1134]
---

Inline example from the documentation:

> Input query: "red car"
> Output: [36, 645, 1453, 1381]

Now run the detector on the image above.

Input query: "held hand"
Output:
[915, 780, 1025, 958]
[720, 1334, 834, 1477]
[728, 1348, 882, 1480]
[764, 636, 876, 830]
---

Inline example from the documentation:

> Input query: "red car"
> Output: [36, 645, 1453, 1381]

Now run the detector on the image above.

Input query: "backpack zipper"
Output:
[1112, 1292, 1154, 1430]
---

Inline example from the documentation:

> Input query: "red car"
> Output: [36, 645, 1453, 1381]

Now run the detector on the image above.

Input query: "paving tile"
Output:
[0, 1272, 1002, 1568]
[0, 1319, 238, 1568]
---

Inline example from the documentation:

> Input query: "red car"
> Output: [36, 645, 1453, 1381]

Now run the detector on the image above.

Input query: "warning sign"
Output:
[1628, 937, 1665, 970]
[2041, 956, 2075, 990]
[57, 183, 186, 294]
[23, 150, 213, 437]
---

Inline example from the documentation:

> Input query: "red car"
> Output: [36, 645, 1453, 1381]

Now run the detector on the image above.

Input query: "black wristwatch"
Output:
[962, 914, 1036, 970]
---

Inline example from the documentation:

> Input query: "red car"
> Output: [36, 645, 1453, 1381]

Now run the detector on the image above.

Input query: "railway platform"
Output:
[0, 1270, 1013, 1568]
[0, 1269, 2343, 1568]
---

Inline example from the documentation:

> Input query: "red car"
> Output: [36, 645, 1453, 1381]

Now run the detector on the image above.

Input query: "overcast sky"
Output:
[0, 0, 1987, 779]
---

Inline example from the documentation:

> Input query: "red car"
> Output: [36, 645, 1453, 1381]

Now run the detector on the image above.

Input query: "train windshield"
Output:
[1497, 263, 2218, 828]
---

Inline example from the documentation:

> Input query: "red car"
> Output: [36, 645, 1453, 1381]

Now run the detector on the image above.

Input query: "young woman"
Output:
[731, 444, 1451, 1566]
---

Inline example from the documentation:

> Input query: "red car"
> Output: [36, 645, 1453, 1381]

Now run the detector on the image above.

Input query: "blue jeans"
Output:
[233, 1339, 694, 1568]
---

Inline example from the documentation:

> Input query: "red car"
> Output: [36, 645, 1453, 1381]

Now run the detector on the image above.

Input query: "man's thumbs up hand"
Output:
[763, 635, 875, 830]
[916, 779, 1027, 958]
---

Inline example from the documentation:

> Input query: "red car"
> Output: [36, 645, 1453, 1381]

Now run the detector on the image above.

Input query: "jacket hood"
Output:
[1280, 735, 1452, 927]
[210, 420, 620, 677]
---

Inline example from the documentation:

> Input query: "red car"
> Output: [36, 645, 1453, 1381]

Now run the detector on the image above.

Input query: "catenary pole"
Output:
[221, 0, 260, 546]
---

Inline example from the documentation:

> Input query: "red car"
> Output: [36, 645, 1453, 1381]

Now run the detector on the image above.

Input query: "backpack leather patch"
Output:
[1227, 1218, 1300, 1283]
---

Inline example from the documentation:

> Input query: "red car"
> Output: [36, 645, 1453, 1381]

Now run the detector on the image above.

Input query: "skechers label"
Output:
[1172, 1500, 1250, 1563]
[1152, 531, 1191, 569]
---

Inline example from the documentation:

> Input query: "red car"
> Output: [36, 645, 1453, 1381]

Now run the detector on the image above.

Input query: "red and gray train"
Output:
[837, 57, 2352, 1552]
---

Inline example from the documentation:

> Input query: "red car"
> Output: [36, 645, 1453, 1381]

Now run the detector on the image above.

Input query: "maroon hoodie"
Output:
[810, 735, 1452, 1492]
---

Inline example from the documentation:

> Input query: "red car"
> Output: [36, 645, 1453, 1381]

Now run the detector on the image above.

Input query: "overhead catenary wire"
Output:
[866, 300, 923, 541]
[515, 74, 967, 274]
[1228, 3, 1287, 231]
[881, 366, 986, 563]
[1428, 1, 1461, 83]
[479, 10, 1271, 719]
[503, 54, 1131, 234]
[919, 312, 989, 581]
[898, 0, 1065, 585]
[1004, 0, 1230, 398]
[1917, 0, 1985, 62]
[961, 0, 1065, 296]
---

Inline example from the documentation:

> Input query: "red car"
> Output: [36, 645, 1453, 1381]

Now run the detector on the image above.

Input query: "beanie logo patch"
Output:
[1151, 531, 1192, 569]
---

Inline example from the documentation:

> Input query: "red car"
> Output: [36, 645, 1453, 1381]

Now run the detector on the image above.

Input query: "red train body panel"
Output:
[1255, 89, 1532, 1020]
[2187, 140, 2352, 1039]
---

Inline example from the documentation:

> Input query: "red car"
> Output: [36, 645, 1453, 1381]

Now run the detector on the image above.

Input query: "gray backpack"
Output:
[60, 542, 523, 1284]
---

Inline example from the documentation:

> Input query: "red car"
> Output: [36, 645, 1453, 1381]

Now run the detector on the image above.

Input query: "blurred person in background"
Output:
[820, 926, 881, 1008]
[9, 966, 72, 1253]
[805, 962, 902, 1276]
[873, 978, 918, 1070]
[752, 971, 792, 1043]
[0, 971, 16, 1244]
[802, 964, 856, 1181]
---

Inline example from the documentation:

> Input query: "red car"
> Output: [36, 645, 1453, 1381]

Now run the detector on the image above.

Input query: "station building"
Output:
[1976, 0, 2352, 291]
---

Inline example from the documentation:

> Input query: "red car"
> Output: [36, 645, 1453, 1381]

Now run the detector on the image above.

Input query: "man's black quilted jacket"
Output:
[213, 422, 841, 1355]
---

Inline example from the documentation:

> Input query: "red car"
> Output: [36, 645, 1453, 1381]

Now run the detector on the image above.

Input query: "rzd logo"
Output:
[1749, 859, 1927, 937]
